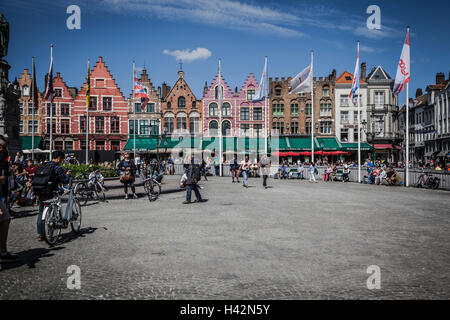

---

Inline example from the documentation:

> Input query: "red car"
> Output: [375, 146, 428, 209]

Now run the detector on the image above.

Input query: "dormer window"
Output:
[247, 89, 256, 101]
[215, 86, 223, 99]
[275, 85, 282, 96]
[178, 96, 186, 108]
[22, 85, 30, 96]
[55, 88, 62, 97]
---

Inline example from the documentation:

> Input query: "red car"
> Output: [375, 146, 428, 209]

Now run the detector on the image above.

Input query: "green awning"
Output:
[21, 136, 42, 150]
[270, 136, 289, 150]
[316, 137, 342, 151]
[124, 138, 158, 151]
[286, 137, 314, 150]
[202, 137, 237, 151]
[341, 142, 374, 151]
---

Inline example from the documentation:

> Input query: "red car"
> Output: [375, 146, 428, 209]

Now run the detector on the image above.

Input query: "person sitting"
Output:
[285, 165, 291, 179]
[88, 169, 106, 191]
[323, 164, 333, 182]
[375, 168, 387, 185]
[279, 163, 287, 179]
[342, 163, 350, 182]
[297, 162, 305, 180]
[361, 165, 373, 184]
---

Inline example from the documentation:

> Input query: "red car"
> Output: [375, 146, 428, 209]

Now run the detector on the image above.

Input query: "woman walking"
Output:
[118, 153, 137, 199]
[239, 155, 251, 188]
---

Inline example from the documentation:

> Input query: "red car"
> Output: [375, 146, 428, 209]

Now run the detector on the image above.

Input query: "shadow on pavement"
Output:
[0, 247, 64, 272]
[10, 208, 38, 219]
[57, 227, 97, 245]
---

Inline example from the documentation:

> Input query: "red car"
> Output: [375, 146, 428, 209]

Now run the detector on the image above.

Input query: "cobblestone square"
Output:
[1, 177, 449, 299]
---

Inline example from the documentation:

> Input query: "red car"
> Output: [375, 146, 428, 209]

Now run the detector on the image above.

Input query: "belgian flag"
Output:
[86, 59, 91, 108]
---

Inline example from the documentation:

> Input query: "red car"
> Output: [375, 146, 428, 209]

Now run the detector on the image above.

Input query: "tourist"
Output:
[239, 155, 251, 188]
[259, 154, 271, 189]
[231, 154, 239, 183]
[342, 163, 350, 182]
[297, 161, 305, 180]
[279, 162, 287, 179]
[309, 163, 317, 183]
[323, 164, 333, 182]
[118, 152, 137, 200]
[183, 157, 206, 204]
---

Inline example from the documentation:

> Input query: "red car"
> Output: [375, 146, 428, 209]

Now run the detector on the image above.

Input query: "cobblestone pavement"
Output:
[1, 176, 449, 299]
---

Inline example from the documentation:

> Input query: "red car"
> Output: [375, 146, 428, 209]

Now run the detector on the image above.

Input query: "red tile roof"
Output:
[336, 71, 366, 84]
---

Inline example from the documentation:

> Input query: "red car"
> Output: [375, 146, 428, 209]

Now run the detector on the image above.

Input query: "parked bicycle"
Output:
[414, 169, 441, 189]
[74, 173, 106, 205]
[41, 179, 82, 246]
[143, 167, 162, 202]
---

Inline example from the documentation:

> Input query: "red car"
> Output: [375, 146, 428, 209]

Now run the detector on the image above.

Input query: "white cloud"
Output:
[360, 45, 375, 53]
[163, 48, 212, 63]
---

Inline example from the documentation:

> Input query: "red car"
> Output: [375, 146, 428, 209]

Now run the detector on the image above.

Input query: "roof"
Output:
[336, 71, 366, 84]
[367, 66, 392, 81]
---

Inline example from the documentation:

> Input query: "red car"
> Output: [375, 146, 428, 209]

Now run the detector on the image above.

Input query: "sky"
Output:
[1, 0, 449, 106]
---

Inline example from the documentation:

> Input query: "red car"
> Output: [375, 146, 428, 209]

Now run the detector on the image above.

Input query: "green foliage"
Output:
[61, 164, 118, 179]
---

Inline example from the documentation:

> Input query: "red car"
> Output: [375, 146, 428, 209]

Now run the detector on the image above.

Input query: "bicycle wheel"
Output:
[75, 182, 89, 206]
[95, 183, 106, 202]
[70, 198, 82, 233]
[42, 204, 62, 246]
[147, 180, 161, 202]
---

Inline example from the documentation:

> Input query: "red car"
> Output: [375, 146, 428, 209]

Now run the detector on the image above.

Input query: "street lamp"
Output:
[361, 114, 383, 143]
[320, 141, 325, 164]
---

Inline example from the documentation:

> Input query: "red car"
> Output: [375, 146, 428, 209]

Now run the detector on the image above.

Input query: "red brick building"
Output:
[72, 57, 128, 151]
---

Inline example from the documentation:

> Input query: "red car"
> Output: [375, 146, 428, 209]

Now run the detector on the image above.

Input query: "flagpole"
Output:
[218, 59, 223, 176]
[49, 44, 53, 160]
[265, 56, 268, 155]
[357, 41, 361, 183]
[86, 59, 89, 164]
[311, 50, 315, 164]
[133, 61, 136, 160]
[406, 27, 410, 187]
[31, 56, 35, 161]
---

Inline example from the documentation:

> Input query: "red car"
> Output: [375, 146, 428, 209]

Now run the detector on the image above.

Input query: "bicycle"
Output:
[414, 169, 441, 189]
[143, 170, 162, 202]
[74, 175, 106, 206]
[41, 179, 82, 246]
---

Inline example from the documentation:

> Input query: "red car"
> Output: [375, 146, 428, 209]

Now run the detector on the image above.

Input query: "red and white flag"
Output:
[134, 71, 149, 111]
[393, 28, 410, 96]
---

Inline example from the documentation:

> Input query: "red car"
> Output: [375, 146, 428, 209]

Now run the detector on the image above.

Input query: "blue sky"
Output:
[1, 0, 449, 105]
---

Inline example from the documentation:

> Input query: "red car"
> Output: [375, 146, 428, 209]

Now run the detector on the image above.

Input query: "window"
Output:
[134, 103, 142, 113]
[190, 117, 199, 134]
[340, 95, 349, 107]
[129, 120, 138, 134]
[28, 104, 38, 115]
[19, 103, 23, 115]
[164, 117, 174, 134]
[150, 120, 159, 135]
[167, 102, 172, 109]
[140, 120, 149, 135]
[55, 141, 63, 150]
[28, 120, 38, 133]
[290, 121, 298, 134]
[341, 128, 349, 142]
[247, 89, 256, 101]
[305, 103, 312, 115]
[96, 79, 105, 88]
[272, 103, 284, 116]
[353, 128, 361, 141]
[80, 140, 86, 150]
[22, 85, 29, 96]
[110, 116, 120, 133]
[305, 121, 311, 134]
[291, 103, 299, 115]
[89, 97, 97, 110]
[46, 119, 56, 134]
[320, 103, 332, 117]
[322, 88, 330, 97]
[353, 110, 362, 122]
[215, 86, 223, 99]
[103, 97, 112, 111]
[275, 86, 282, 96]
[54, 88, 62, 97]
[95, 117, 105, 133]
[192, 101, 197, 109]
[177, 116, 186, 131]
[272, 122, 284, 135]
[240, 124, 250, 136]
[222, 102, 231, 116]
[47, 103, 56, 116]
[340, 111, 349, 123]
[19, 120, 23, 133]
[222, 120, 231, 136]
[240, 107, 250, 121]
[253, 107, 262, 120]
[111, 141, 120, 151]
[320, 121, 332, 134]
[209, 120, 218, 136]
[80, 116, 87, 133]
[146, 103, 155, 113]
[375, 91, 384, 107]
[61, 120, 70, 134]
[253, 124, 263, 136]
[61, 103, 70, 116]
[64, 141, 73, 150]
[96, 141, 105, 150]
[178, 96, 186, 108]
[209, 103, 218, 116]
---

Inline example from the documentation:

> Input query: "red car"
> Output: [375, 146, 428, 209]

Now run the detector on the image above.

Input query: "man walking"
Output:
[183, 157, 207, 204]
[309, 162, 317, 183]
[239, 155, 251, 188]
[231, 154, 240, 183]
[259, 154, 271, 189]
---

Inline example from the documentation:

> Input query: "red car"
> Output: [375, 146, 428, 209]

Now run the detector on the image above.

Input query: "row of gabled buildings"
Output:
[16, 55, 441, 163]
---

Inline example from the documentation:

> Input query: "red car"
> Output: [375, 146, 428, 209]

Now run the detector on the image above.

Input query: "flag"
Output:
[43, 53, 54, 102]
[86, 60, 91, 108]
[134, 71, 149, 111]
[349, 43, 360, 104]
[32, 58, 39, 109]
[393, 28, 410, 96]
[252, 58, 267, 102]
[289, 65, 312, 95]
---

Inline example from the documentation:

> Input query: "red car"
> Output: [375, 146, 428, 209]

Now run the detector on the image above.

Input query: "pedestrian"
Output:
[0, 135, 18, 262]
[135, 153, 142, 175]
[118, 152, 137, 200]
[200, 159, 208, 181]
[183, 157, 207, 204]
[231, 154, 239, 183]
[309, 162, 317, 183]
[239, 155, 251, 188]
[298, 161, 305, 180]
[259, 154, 271, 189]
[213, 157, 220, 176]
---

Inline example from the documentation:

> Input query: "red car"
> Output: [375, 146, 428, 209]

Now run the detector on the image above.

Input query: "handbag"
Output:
[120, 171, 132, 183]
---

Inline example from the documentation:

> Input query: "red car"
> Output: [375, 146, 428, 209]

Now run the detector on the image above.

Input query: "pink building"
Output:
[202, 72, 266, 138]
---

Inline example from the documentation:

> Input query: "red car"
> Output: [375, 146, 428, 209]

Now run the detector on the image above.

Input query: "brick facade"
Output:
[18, 69, 43, 139]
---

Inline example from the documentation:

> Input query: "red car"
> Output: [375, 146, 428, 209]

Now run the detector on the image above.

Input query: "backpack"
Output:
[32, 164, 55, 198]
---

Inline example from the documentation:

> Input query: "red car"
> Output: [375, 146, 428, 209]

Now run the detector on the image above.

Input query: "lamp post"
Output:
[320, 141, 325, 165]
[362, 114, 383, 160]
